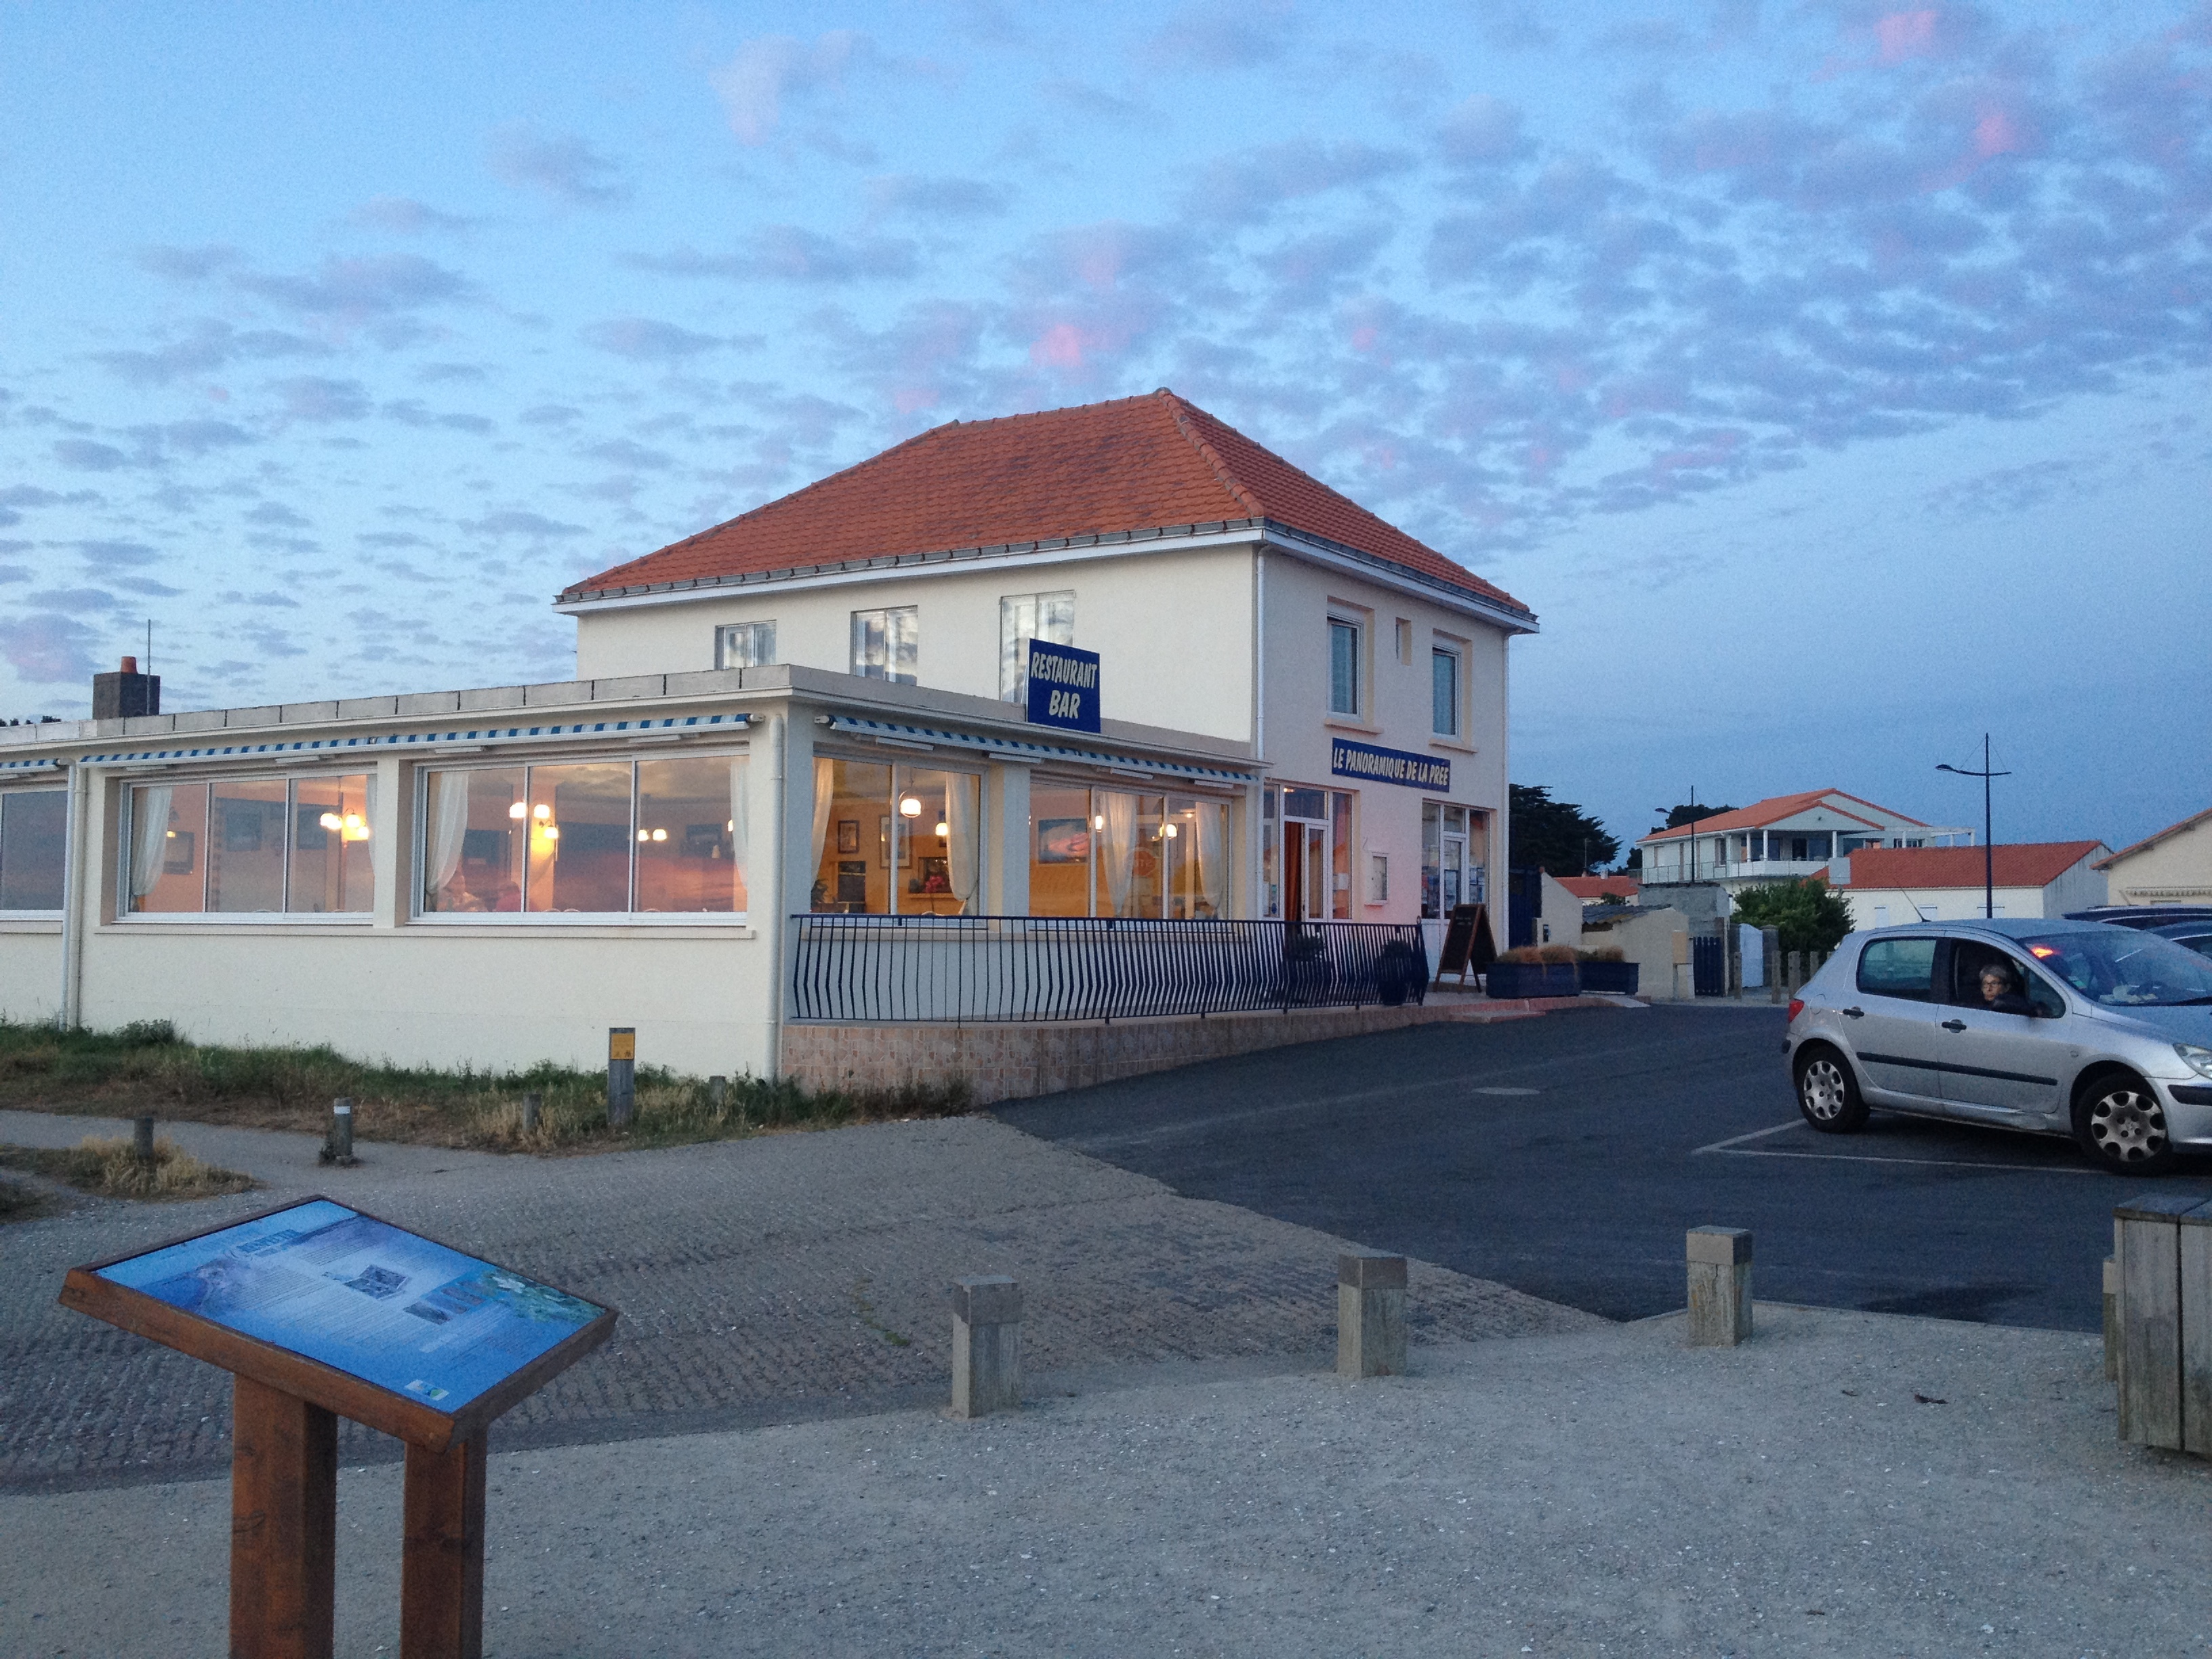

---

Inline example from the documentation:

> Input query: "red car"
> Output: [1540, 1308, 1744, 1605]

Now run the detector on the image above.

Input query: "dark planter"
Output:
[1576, 960, 1641, 995]
[1485, 960, 1579, 999]
[1374, 939, 1422, 1007]
[1281, 936, 1333, 1005]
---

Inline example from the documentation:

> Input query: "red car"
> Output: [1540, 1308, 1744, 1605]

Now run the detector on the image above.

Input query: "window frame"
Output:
[851, 606, 919, 684]
[0, 786, 68, 917]
[116, 769, 377, 924]
[999, 590, 1076, 703]
[714, 620, 778, 670]
[411, 747, 752, 926]
[1431, 643, 1462, 737]
[1328, 616, 1361, 718]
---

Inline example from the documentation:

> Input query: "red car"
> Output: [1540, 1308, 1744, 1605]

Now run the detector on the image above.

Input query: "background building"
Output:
[1830, 841, 2110, 927]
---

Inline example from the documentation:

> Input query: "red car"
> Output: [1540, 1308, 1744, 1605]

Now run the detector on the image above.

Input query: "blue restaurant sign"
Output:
[1331, 737, 1450, 792]
[1025, 639, 1101, 733]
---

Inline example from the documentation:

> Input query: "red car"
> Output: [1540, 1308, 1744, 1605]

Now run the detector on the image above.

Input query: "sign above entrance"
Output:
[1026, 640, 1101, 733]
[1331, 737, 1450, 792]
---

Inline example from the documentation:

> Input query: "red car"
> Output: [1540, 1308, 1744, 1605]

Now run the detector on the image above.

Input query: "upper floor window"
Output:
[851, 607, 918, 684]
[1432, 647, 1460, 736]
[716, 621, 777, 670]
[0, 788, 66, 911]
[1000, 591, 1075, 702]
[1328, 618, 1360, 716]
[127, 773, 374, 916]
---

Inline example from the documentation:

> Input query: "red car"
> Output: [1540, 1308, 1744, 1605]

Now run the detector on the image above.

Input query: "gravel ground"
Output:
[5, 1305, 2205, 1658]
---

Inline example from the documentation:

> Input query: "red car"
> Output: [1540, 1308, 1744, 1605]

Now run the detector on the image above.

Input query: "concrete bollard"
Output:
[1687, 1227, 1753, 1346]
[607, 1028, 636, 1128]
[950, 1275, 1022, 1419]
[131, 1115, 156, 1164]
[321, 1098, 356, 1167]
[521, 1092, 541, 1134]
[708, 1075, 728, 1111]
[2104, 1256, 2121, 1382]
[1764, 927, 1784, 1004]
[1336, 1252, 1408, 1378]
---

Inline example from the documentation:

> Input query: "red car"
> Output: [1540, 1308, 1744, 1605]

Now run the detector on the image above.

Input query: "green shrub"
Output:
[1732, 878, 1855, 954]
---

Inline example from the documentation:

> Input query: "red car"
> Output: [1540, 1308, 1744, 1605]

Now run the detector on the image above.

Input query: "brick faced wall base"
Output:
[783, 998, 1597, 1105]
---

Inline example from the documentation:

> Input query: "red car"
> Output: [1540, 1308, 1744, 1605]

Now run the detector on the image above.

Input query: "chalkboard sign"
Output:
[1435, 902, 1497, 983]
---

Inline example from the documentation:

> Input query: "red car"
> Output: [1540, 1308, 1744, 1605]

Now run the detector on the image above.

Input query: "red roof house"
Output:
[1832, 840, 2111, 924]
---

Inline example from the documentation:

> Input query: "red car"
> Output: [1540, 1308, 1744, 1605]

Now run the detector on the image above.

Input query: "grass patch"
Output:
[0, 1019, 972, 1154]
[0, 1173, 55, 1223]
[0, 1136, 260, 1202]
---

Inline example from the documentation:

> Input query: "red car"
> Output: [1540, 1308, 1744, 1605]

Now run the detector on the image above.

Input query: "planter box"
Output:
[1576, 960, 1641, 995]
[1486, 961, 1578, 999]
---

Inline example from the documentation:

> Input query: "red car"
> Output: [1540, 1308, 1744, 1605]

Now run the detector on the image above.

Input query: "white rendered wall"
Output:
[573, 542, 1259, 743]
[0, 924, 62, 1023]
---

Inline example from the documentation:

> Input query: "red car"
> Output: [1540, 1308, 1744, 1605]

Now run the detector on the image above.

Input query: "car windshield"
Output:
[2022, 930, 2212, 1008]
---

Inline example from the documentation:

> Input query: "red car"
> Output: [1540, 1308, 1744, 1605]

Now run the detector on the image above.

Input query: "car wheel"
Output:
[1795, 1045, 1867, 1133]
[2073, 1073, 2175, 1175]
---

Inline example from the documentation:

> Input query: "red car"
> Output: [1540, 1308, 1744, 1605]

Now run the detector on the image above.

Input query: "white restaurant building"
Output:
[0, 391, 1533, 1078]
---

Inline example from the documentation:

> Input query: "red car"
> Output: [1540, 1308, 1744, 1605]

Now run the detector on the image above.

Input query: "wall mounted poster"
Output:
[93, 1198, 605, 1412]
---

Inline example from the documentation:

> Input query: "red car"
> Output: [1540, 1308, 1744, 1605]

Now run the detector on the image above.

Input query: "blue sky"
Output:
[2, 1, 2207, 859]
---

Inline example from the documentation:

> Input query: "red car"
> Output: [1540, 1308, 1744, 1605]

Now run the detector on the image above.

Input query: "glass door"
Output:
[1282, 815, 1328, 920]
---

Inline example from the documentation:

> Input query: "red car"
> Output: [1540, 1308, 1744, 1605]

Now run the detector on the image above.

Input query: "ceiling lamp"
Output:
[898, 796, 922, 818]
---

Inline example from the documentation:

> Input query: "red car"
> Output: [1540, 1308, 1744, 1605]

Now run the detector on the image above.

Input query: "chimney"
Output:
[93, 655, 161, 720]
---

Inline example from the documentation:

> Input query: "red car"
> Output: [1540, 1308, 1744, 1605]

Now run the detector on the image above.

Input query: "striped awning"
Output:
[821, 714, 1254, 786]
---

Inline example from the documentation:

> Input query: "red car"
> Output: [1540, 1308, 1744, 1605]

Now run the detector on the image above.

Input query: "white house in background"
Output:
[2095, 806, 2212, 907]
[1831, 841, 2110, 927]
[1637, 790, 1972, 897]
[0, 389, 1534, 1077]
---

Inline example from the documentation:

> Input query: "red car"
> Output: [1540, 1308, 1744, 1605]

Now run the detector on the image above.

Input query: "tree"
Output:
[1732, 878, 1854, 954]
[1509, 784, 1620, 877]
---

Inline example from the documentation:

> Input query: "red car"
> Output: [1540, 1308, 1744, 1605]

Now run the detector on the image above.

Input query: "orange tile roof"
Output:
[1558, 875, 1640, 901]
[1840, 841, 2109, 890]
[1638, 789, 1925, 844]
[559, 388, 1529, 615]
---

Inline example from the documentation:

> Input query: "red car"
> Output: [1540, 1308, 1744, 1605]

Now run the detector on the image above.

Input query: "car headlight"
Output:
[2177, 1044, 2212, 1080]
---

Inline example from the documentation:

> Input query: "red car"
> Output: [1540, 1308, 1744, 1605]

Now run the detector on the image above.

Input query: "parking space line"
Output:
[1691, 1120, 1804, 1155]
[1702, 1145, 2102, 1176]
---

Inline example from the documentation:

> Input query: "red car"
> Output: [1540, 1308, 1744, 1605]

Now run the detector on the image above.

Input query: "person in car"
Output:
[1978, 961, 2032, 1015]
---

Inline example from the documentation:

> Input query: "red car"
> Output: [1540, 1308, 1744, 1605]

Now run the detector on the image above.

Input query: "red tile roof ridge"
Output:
[1637, 787, 1937, 843]
[1155, 388, 1267, 518]
[1839, 840, 2110, 889]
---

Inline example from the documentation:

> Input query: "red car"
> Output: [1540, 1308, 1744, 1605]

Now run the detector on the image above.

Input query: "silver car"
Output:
[1784, 918, 2212, 1174]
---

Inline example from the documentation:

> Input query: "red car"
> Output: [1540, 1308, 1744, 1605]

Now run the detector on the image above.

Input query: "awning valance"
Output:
[820, 714, 1254, 787]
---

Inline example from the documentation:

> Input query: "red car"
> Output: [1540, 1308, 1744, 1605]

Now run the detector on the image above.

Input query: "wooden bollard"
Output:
[708, 1075, 728, 1111]
[131, 1115, 156, 1164]
[607, 1029, 636, 1128]
[2115, 1193, 2194, 1449]
[2104, 1256, 2121, 1382]
[950, 1275, 1021, 1419]
[322, 1099, 356, 1168]
[2182, 1202, 2212, 1456]
[1336, 1252, 1408, 1378]
[521, 1092, 541, 1134]
[1687, 1227, 1753, 1346]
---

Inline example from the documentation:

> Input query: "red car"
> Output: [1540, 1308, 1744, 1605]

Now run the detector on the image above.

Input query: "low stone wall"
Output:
[783, 996, 1600, 1105]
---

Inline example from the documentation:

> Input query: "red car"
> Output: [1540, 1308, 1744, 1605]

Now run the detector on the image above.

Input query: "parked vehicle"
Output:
[2064, 904, 2212, 930]
[2152, 920, 2212, 961]
[1784, 918, 2212, 1174]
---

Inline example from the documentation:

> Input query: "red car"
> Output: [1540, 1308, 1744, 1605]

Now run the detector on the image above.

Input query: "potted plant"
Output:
[1575, 945, 1640, 995]
[1486, 943, 1580, 998]
[1374, 937, 1423, 1006]
[1281, 928, 1333, 1004]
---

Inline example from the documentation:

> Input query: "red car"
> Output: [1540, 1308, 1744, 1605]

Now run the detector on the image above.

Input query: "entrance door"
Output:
[1440, 831, 1467, 910]
[1283, 817, 1327, 920]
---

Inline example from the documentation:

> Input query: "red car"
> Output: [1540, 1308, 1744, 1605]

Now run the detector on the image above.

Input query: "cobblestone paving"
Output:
[0, 1113, 1599, 1491]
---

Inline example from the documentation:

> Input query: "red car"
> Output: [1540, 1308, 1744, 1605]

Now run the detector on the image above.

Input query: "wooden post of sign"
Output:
[230, 1375, 338, 1659]
[607, 1029, 636, 1128]
[401, 1437, 489, 1659]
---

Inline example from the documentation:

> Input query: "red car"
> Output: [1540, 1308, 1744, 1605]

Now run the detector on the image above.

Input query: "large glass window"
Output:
[128, 775, 373, 916]
[1420, 802, 1490, 917]
[716, 621, 777, 669]
[1000, 591, 1075, 702]
[808, 758, 981, 915]
[851, 607, 918, 684]
[422, 756, 747, 917]
[0, 789, 66, 911]
[1329, 618, 1359, 716]
[1028, 785, 1229, 919]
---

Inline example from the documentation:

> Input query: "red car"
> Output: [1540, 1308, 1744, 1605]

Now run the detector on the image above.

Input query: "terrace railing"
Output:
[787, 915, 1431, 1024]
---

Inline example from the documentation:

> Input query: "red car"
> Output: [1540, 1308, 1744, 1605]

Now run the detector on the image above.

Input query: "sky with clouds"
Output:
[2, 1, 2207, 858]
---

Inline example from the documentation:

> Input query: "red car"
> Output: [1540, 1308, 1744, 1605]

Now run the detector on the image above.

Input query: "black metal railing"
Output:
[788, 915, 1431, 1023]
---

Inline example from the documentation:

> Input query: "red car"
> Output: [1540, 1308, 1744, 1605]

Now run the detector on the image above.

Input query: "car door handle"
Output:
[1841, 1006, 1864, 1018]
[1942, 1019, 1966, 1031]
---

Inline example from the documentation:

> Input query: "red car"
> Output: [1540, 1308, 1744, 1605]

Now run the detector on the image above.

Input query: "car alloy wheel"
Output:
[2084, 1082, 2170, 1168]
[1801, 1057, 1851, 1124]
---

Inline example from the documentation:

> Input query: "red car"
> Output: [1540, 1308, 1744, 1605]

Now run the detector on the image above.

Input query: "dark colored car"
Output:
[2153, 920, 2212, 961]
[2066, 905, 2212, 931]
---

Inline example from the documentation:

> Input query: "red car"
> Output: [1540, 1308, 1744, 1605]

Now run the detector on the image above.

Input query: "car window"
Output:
[1858, 937, 1937, 1001]
[2023, 930, 2212, 1008]
[1946, 939, 2065, 1015]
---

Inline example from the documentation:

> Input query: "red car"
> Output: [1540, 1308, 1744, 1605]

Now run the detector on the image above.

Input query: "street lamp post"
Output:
[1937, 735, 2011, 920]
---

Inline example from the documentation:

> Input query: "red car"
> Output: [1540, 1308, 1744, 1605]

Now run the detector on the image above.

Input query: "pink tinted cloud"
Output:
[1029, 323, 1086, 369]
[1973, 104, 2024, 158]
[1876, 10, 1940, 65]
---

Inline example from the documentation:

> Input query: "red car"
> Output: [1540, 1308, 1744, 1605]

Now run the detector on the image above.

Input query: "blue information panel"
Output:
[96, 1199, 603, 1411]
[1025, 639, 1101, 733]
[1330, 737, 1451, 791]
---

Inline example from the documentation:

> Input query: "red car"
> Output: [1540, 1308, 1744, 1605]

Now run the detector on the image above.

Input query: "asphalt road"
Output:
[997, 1003, 2212, 1331]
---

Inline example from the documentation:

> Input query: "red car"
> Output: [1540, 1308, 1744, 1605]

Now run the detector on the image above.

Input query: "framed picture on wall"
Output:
[1036, 818, 1090, 863]
[878, 815, 912, 867]
[163, 832, 196, 875]
[836, 819, 859, 855]
[836, 860, 867, 905]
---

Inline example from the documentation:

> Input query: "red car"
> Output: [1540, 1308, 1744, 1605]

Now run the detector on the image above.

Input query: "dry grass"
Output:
[0, 1019, 972, 1154]
[0, 1136, 260, 1203]
[0, 1174, 54, 1222]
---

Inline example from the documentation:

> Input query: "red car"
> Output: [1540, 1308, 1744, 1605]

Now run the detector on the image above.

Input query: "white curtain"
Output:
[129, 786, 173, 899]
[945, 771, 978, 912]
[728, 756, 750, 912]
[810, 759, 835, 899]
[425, 773, 471, 907]
[1195, 800, 1225, 918]
[1099, 791, 1136, 917]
